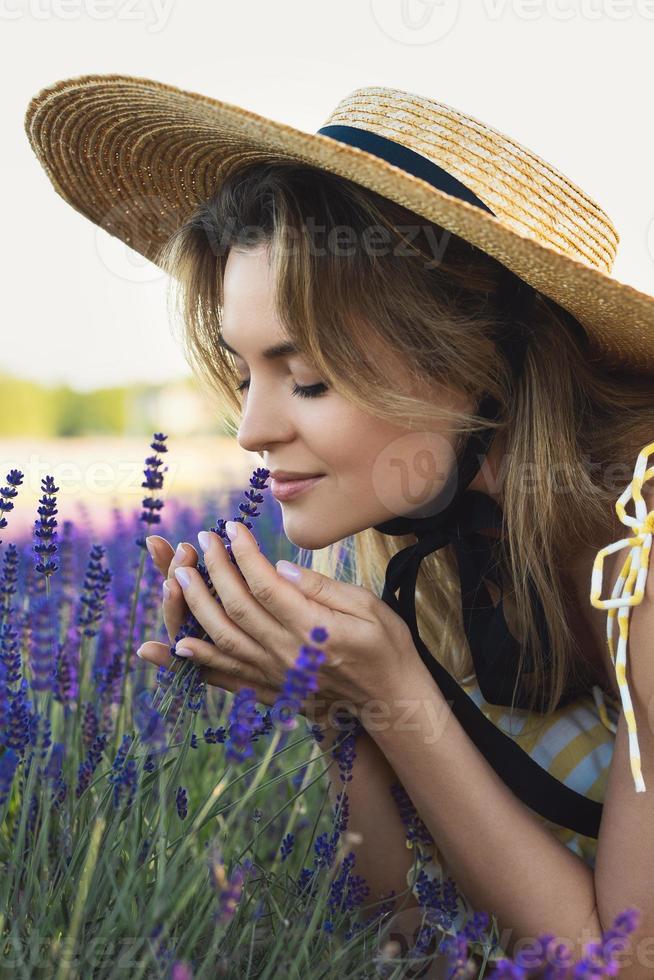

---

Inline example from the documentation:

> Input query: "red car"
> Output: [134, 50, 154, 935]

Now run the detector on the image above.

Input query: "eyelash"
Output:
[234, 379, 329, 399]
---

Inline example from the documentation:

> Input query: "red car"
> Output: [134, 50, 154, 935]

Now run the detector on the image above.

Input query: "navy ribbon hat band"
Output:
[316, 124, 497, 216]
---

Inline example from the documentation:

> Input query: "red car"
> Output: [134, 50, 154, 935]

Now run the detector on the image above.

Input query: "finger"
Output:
[180, 530, 286, 653]
[161, 542, 200, 643]
[220, 519, 370, 619]
[145, 535, 174, 578]
[137, 638, 268, 689]
[144, 535, 199, 579]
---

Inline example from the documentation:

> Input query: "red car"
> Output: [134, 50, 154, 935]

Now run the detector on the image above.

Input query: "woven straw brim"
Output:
[24, 73, 654, 376]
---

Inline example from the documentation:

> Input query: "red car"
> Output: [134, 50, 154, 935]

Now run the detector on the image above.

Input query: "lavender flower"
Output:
[0, 746, 19, 806]
[207, 845, 253, 924]
[133, 688, 167, 753]
[324, 851, 370, 932]
[176, 786, 188, 820]
[389, 780, 435, 848]
[225, 688, 266, 764]
[0, 469, 24, 547]
[28, 593, 57, 692]
[76, 544, 112, 637]
[76, 732, 107, 799]
[274, 626, 327, 725]
[280, 832, 295, 861]
[203, 726, 227, 745]
[570, 907, 640, 979]
[135, 433, 169, 549]
[170, 963, 194, 980]
[0, 620, 22, 686]
[0, 543, 19, 618]
[487, 907, 641, 979]
[330, 722, 362, 784]
[107, 733, 138, 809]
[33, 475, 59, 578]
[4, 678, 33, 756]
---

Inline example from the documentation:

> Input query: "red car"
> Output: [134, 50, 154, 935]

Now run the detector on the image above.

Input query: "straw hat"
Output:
[24, 73, 654, 375]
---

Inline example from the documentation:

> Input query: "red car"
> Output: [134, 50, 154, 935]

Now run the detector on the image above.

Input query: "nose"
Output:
[236, 382, 294, 456]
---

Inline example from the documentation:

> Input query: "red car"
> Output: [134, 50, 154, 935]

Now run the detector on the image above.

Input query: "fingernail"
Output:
[136, 644, 146, 659]
[163, 580, 171, 600]
[174, 646, 194, 658]
[175, 542, 187, 561]
[175, 567, 191, 588]
[197, 530, 212, 552]
[225, 521, 239, 542]
[145, 537, 156, 558]
[277, 560, 301, 582]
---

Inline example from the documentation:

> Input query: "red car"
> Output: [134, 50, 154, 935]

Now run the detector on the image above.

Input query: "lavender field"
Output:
[0, 434, 639, 978]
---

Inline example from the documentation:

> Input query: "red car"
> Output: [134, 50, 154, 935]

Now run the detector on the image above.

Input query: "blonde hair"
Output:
[155, 159, 654, 716]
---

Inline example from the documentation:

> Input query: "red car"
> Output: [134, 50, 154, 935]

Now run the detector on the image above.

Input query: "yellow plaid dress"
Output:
[406, 677, 620, 964]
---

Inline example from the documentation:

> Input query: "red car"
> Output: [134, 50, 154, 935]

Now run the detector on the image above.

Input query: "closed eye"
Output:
[234, 379, 329, 399]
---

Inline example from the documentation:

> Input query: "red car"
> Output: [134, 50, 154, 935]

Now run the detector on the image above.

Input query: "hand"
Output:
[137, 522, 417, 721]
[139, 533, 351, 728]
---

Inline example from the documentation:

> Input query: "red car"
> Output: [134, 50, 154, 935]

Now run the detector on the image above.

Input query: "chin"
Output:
[281, 522, 341, 552]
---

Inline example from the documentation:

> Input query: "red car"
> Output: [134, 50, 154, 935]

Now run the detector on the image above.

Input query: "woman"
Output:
[24, 78, 654, 970]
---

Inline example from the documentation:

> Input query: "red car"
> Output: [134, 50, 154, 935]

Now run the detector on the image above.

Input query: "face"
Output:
[222, 244, 486, 550]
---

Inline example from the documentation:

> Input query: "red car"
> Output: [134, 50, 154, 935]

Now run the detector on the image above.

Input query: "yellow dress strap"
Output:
[590, 439, 654, 792]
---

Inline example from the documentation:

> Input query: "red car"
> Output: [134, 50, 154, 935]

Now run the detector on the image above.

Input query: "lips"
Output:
[270, 475, 325, 501]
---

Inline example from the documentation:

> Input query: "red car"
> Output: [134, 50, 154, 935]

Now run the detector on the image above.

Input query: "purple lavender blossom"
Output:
[224, 688, 266, 764]
[275, 626, 327, 723]
[0, 746, 19, 806]
[176, 786, 188, 820]
[53, 623, 80, 709]
[170, 963, 194, 980]
[76, 732, 107, 799]
[107, 733, 138, 809]
[133, 688, 167, 753]
[28, 593, 57, 693]
[4, 678, 33, 756]
[135, 433, 169, 549]
[570, 907, 640, 979]
[389, 780, 435, 848]
[33, 475, 60, 578]
[76, 545, 112, 637]
[0, 620, 22, 686]
[280, 832, 295, 861]
[325, 851, 370, 932]
[0, 543, 19, 618]
[0, 469, 24, 547]
[207, 844, 253, 924]
[487, 906, 642, 979]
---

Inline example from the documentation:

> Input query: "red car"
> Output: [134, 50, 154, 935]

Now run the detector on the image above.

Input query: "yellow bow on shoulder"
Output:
[590, 440, 654, 793]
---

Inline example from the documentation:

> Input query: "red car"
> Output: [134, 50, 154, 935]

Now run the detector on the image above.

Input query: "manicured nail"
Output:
[197, 530, 212, 552]
[174, 567, 191, 588]
[162, 580, 171, 600]
[276, 560, 301, 582]
[174, 646, 194, 658]
[136, 644, 146, 659]
[225, 521, 239, 542]
[145, 537, 156, 558]
[175, 542, 187, 561]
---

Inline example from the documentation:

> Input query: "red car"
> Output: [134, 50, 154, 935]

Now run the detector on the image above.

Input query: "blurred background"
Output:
[2, 2, 653, 538]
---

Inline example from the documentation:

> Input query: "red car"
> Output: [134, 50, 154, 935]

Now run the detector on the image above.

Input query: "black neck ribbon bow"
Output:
[373, 277, 602, 839]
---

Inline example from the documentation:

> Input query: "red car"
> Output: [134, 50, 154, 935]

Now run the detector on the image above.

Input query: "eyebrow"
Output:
[218, 334, 300, 361]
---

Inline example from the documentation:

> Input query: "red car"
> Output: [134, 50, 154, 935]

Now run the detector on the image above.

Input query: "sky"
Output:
[3, 0, 654, 392]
